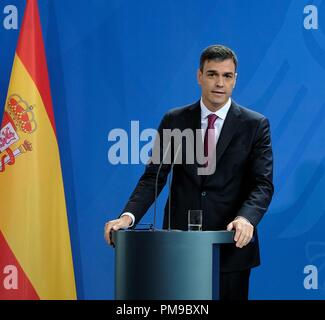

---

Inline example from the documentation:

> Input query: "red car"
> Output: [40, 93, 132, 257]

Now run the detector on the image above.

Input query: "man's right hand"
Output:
[104, 215, 132, 246]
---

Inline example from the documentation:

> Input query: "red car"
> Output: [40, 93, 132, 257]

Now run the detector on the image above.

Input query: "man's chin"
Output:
[210, 99, 227, 109]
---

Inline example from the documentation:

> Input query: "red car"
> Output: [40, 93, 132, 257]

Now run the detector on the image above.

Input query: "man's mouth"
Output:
[211, 91, 225, 94]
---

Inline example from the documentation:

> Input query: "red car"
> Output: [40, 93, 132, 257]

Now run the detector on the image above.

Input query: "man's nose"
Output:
[216, 76, 224, 87]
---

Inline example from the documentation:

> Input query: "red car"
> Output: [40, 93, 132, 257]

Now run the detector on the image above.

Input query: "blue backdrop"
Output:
[1, 0, 324, 299]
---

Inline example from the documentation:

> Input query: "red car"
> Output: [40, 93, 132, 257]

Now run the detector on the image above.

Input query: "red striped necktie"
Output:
[204, 114, 218, 166]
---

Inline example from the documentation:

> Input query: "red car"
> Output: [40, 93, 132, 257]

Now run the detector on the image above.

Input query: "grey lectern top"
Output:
[112, 230, 235, 300]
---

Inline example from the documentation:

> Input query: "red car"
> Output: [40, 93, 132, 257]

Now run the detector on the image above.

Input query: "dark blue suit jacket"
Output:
[122, 100, 274, 272]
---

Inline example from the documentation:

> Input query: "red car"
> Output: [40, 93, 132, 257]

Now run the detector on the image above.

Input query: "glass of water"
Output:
[188, 210, 202, 231]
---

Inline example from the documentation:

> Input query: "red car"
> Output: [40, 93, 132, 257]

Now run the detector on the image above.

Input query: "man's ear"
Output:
[197, 69, 202, 85]
[233, 72, 238, 88]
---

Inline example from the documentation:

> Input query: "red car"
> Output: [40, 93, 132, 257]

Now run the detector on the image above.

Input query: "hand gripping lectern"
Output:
[112, 230, 234, 300]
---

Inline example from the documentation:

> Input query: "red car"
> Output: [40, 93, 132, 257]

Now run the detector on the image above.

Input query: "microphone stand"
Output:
[153, 140, 171, 231]
[168, 143, 182, 231]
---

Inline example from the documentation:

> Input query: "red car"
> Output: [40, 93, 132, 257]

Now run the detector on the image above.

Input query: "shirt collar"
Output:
[200, 97, 232, 121]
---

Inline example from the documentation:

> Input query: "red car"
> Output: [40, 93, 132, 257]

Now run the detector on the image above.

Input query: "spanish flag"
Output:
[0, 0, 76, 299]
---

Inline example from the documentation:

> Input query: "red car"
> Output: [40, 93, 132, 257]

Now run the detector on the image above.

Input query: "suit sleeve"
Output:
[121, 112, 172, 226]
[237, 117, 274, 227]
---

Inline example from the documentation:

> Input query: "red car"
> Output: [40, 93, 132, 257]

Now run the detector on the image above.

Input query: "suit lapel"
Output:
[181, 100, 242, 185]
[182, 101, 202, 187]
[203, 101, 242, 183]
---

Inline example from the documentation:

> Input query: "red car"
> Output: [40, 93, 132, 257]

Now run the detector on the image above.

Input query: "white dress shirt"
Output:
[200, 97, 231, 143]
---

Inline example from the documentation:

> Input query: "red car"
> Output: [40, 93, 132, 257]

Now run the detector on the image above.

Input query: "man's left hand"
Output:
[226, 217, 254, 248]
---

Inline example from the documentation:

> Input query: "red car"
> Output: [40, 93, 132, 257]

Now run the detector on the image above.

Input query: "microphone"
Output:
[168, 143, 182, 231]
[153, 139, 171, 231]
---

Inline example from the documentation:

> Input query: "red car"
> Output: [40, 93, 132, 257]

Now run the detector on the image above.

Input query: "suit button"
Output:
[201, 191, 206, 196]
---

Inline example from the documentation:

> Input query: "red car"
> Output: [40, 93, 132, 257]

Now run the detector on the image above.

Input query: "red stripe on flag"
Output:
[0, 231, 40, 300]
[16, 0, 57, 136]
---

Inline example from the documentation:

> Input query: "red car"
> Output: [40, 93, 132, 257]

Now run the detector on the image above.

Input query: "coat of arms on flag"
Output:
[0, 94, 36, 172]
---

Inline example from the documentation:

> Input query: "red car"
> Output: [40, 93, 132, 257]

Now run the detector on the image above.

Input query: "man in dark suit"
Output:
[105, 44, 274, 300]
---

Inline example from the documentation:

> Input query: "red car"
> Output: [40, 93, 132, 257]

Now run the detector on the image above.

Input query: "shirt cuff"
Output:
[121, 212, 135, 228]
[235, 216, 253, 226]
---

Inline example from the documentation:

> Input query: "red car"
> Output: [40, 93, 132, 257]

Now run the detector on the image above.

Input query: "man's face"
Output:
[197, 59, 237, 112]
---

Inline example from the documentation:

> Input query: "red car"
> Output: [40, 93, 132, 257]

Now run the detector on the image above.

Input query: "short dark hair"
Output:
[199, 45, 238, 72]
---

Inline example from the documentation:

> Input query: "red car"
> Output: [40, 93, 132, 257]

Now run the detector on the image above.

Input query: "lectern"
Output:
[112, 230, 234, 300]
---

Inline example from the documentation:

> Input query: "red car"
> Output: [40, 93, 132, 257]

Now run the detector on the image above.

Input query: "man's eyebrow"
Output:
[205, 70, 235, 75]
